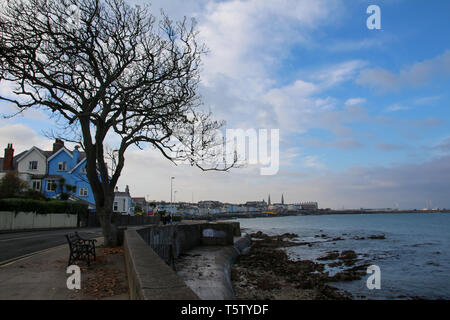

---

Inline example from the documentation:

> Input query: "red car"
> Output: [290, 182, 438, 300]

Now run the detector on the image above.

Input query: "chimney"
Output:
[52, 138, 64, 153]
[73, 145, 80, 166]
[3, 143, 14, 171]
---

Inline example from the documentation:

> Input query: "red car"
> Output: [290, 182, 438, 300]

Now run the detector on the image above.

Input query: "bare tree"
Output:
[0, 0, 236, 246]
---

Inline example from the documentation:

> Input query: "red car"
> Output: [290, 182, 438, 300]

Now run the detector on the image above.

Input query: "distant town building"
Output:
[226, 204, 246, 213]
[114, 186, 135, 215]
[198, 200, 223, 208]
[170, 202, 199, 215]
[154, 201, 178, 215]
[288, 204, 303, 211]
[180, 205, 199, 215]
[132, 197, 150, 215]
[298, 202, 318, 210]
[244, 200, 267, 207]
[270, 203, 288, 210]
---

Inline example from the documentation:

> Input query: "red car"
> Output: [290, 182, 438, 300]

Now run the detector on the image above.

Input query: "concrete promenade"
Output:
[0, 235, 132, 300]
[0, 239, 101, 299]
[0, 222, 247, 300]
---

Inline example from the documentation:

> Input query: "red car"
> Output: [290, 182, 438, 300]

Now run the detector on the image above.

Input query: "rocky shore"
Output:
[231, 231, 375, 300]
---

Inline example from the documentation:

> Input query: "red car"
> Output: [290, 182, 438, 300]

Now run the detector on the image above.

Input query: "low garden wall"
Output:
[0, 211, 78, 231]
[82, 211, 160, 228]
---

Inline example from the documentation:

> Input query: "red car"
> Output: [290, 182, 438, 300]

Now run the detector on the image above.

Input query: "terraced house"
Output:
[0, 139, 95, 208]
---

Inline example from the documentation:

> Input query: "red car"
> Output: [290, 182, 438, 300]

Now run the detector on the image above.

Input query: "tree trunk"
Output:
[97, 206, 118, 247]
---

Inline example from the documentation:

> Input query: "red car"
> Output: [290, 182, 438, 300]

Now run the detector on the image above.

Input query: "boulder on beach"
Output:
[368, 234, 386, 240]
[318, 251, 340, 260]
[339, 250, 357, 260]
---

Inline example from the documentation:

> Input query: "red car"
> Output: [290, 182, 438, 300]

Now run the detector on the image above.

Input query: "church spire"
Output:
[268, 194, 271, 205]
[281, 193, 284, 205]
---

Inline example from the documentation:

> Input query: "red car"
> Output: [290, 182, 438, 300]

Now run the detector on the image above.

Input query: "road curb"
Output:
[0, 244, 67, 268]
[0, 236, 104, 268]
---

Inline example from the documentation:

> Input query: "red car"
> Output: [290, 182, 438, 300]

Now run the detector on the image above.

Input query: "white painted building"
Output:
[0, 144, 52, 191]
[288, 204, 303, 211]
[113, 185, 135, 216]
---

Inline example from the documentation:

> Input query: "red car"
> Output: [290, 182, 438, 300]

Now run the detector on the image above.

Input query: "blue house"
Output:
[43, 144, 95, 207]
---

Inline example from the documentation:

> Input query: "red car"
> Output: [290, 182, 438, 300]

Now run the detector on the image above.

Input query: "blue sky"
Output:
[1, 0, 450, 209]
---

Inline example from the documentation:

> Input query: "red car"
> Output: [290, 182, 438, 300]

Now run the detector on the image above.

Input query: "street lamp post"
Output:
[170, 177, 175, 214]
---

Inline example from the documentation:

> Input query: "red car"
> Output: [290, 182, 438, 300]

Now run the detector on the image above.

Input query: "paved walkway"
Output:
[0, 237, 129, 300]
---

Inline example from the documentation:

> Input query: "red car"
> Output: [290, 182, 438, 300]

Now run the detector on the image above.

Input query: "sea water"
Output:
[236, 212, 450, 300]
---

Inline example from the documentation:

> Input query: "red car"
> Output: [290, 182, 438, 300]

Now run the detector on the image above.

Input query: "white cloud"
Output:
[302, 155, 325, 169]
[198, 0, 341, 81]
[413, 95, 441, 105]
[385, 104, 411, 112]
[258, 59, 366, 134]
[376, 142, 404, 151]
[0, 124, 53, 153]
[327, 37, 386, 52]
[305, 155, 450, 209]
[345, 98, 366, 106]
[357, 50, 450, 91]
[311, 60, 366, 88]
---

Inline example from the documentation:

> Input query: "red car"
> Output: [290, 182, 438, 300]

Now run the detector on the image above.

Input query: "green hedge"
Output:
[0, 198, 89, 215]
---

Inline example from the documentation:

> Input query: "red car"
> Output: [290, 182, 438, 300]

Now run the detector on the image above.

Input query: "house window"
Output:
[79, 188, 88, 197]
[29, 161, 38, 170]
[113, 202, 118, 212]
[46, 179, 57, 192]
[58, 162, 67, 171]
[32, 180, 41, 191]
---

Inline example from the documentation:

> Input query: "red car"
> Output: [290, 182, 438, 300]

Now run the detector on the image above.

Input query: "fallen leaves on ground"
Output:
[83, 268, 128, 299]
[102, 247, 124, 255]
[81, 247, 128, 299]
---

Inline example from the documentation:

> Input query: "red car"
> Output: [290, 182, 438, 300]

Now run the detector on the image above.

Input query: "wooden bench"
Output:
[65, 232, 97, 266]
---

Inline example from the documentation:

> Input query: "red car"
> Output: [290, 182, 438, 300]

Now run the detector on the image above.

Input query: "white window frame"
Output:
[79, 187, 88, 197]
[57, 162, 67, 171]
[32, 180, 41, 191]
[113, 202, 118, 211]
[46, 179, 57, 192]
[29, 161, 38, 170]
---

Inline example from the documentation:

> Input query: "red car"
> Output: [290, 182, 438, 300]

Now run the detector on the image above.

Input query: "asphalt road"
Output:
[0, 228, 103, 264]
